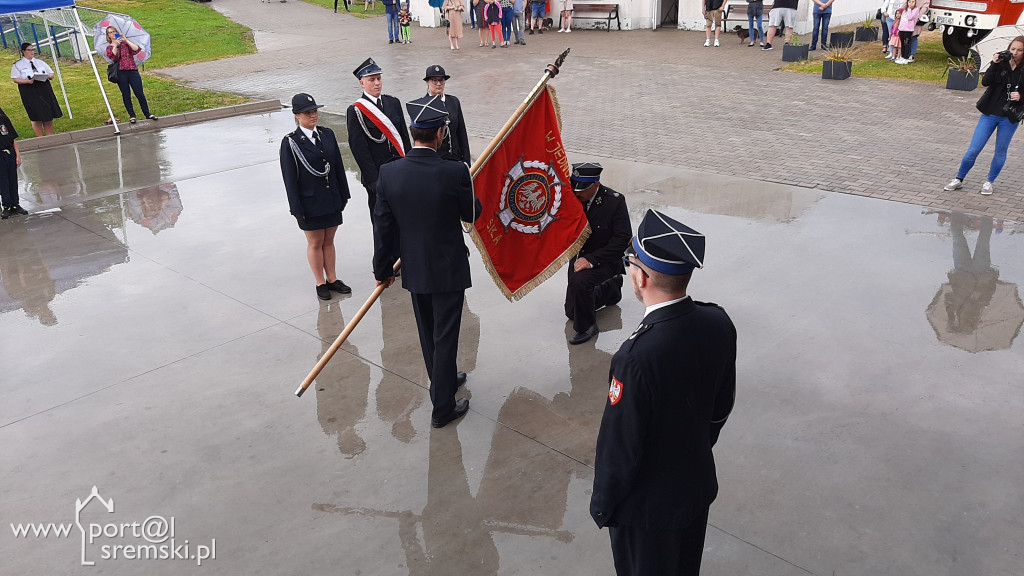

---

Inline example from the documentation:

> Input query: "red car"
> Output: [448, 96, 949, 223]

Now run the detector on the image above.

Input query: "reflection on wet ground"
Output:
[1, 113, 1022, 575]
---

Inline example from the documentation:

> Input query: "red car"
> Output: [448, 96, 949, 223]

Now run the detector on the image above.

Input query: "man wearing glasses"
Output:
[371, 95, 482, 429]
[564, 162, 632, 345]
[423, 65, 471, 165]
[590, 210, 737, 576]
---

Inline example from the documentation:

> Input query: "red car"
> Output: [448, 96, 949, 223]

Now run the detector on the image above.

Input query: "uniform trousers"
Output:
[608, 506, 710, 576]
[410, 290, 464, 421]
[565, 263, 619, 332]
[0, 151, 18, 207]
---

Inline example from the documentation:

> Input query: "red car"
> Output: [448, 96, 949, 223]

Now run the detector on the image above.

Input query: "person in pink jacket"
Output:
[894, 0, 920, 64]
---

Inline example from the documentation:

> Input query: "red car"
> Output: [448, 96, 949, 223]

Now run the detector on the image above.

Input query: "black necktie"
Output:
[30, 61, 37, 72]
[311, 130, 322, 149]
[375, 98, 383, 110]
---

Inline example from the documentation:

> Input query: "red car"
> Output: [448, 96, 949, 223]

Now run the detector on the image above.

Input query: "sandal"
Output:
[129, 117, 137, 124]
[104, 118, 115, 125]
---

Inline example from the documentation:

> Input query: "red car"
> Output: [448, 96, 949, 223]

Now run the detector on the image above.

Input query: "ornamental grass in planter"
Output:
[855, 13, 879, 42]
[822, 43, 854, 80]
[944, 55, 979, 91]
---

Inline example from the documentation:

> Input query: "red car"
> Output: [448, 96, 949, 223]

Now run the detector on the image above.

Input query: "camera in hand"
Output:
[998, 50, 1012, 62]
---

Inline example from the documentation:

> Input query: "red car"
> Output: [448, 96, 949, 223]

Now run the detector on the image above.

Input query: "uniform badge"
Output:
[496, 154, 565, 235]
[608, 376, 623, 405]
[0, 124, 7, 136]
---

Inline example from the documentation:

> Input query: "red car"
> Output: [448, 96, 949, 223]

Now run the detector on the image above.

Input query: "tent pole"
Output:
[41, 11, 72, 119]
[72, 7, 119, 134]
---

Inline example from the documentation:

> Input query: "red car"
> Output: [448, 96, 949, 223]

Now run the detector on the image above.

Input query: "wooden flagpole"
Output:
[295, 49, 571, 398]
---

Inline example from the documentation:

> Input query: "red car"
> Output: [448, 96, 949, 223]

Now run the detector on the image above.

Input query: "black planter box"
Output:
[782, 44, 810, 62]
[946, 68, 979, 91]
[822, 60, 853, 80]
[855, 27, 878, 42]
[830, 31, 855, 48]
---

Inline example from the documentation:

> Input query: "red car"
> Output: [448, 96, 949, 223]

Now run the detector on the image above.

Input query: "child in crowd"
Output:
[0, 107, 25, 220]
[398, 3, 412, 43]
[484, 0, 502, 49]
[886, 8, 902, 60]
[895, 0, 919, 64]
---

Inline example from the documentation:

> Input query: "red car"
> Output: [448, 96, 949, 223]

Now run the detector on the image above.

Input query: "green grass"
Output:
[302, 0, 389, 18]
[1, 0, 256, 138]
[782, 30, 965, 84]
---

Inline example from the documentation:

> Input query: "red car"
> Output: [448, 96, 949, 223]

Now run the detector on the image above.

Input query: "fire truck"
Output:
[928, 0, 1024, 56]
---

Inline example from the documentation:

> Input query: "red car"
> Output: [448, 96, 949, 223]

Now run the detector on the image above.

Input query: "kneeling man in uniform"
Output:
[565, 162, 632, 344]
[590, 210, 737, 576]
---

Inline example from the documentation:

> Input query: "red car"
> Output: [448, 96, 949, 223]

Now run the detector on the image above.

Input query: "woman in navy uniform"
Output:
[280, 93, 352, 301]
[590, 210, 736, 576]
[423, 65, 472, 165]
[372, 95, 482, 428]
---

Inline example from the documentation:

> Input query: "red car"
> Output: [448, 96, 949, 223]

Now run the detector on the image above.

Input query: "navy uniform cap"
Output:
[353, 57, 383, 79]
[570, 162, 603, 192]
[423, 64, 450, 81]
[630, 210, 705, 275]
[406, 95, 449, 129]
[291, 93, 324, 114]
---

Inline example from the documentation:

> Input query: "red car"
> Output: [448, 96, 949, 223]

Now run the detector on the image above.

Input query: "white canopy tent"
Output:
[1, 0, 121, 132]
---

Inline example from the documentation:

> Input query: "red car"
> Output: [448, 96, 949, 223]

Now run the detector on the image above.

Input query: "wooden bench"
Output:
[560, 3, 621, 32]
[721, 1, 773, 34]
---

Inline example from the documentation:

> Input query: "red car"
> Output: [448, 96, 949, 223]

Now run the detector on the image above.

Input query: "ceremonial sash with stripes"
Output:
[353, 99, 405, 157]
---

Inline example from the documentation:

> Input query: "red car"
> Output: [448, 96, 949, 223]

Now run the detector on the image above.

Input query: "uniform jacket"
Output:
[372, 147, 482, 293]
[279, 126, 350, 218]
[346, 94, 412, 192]
[434, 93, 472, 165]
[577, 185, 631, 274]
[590, 297, 737, 530]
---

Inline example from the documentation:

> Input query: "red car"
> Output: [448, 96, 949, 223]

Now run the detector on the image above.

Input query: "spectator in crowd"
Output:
[443, 0, 466, 49]
[475, 0, 489, 45]
[810, 0, 833, 51]
[762, 0, 797, 50]
[880, 0, 902, 53]
[383, 0, 401, 44]
[500, 0, 515, 46]
[484, 0, 503, 49]
[886, 8, 903, 59]
[104, 28, 157, 125]
[747, 0, 764, 47]
[364, 0, 377, 11]
[703, 0, 724, 47]
[910, 0, 930, 62]
[512, 0, 527, 44]
[530, 0, 546, 34]
[943, 37, 1024, 196]
[559, 0, 573, 32]
[10, 43, 62, 136]
[398, 2, 413, 43]
[894, 0, 920, 64]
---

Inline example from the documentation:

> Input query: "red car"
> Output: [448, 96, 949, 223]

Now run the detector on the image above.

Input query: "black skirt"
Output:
[19, 80, 63, 122]
[296, 210, 343, 231]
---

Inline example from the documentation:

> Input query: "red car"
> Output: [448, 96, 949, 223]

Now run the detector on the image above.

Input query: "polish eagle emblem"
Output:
[496, 155, 564, 235]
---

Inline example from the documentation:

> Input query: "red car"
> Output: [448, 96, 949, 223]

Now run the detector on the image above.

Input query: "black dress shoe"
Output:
[569, 324, 599, 345]
[12, 205, 28, 215]
[326, 279, 352, 294]
[456, 372, 467, 388]
[431, 398, 469, 428]
[316, 284, 331, 300]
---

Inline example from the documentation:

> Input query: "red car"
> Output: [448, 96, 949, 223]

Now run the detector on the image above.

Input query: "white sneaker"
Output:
[564, 28, 571, 33]
[884, 53, 894, 60]
[943, 178, 963, 191]
[714, 39, 720, 47]
[558, 28, 565, 32]
[704, 39, 711, 47]
[894, 58, 908, 65]
[908, 56, 915, 63]
[981, 181, 994, 195]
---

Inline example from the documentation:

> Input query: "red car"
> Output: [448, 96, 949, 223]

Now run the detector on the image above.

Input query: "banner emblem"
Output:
[497, 156, 564, 234]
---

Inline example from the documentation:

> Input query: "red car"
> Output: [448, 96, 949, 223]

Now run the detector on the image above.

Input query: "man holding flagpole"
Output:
[346, 57, 412, 221]
[372, 95, 482, 429]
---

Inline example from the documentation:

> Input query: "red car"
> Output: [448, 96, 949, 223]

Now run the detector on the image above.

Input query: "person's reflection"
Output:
[25, 145, 82, 205]
[315, 301, 369, 458]
[126, 183, 183, 234]
[398, 427, 499, 575]
[945, 213, 999, 334]
[0, 223, 57, 326]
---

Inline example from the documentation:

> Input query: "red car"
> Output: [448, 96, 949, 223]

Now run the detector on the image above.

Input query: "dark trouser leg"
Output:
[365, 183, 378, 221]
[899, 31, 912, 58]
[565, 264, 614, 332]
[0, 152, 18, 207]
[126, 70, 151, 117]
[117, 73, 135, 117]
[411, 291, 464, 420]
[608, 506, 710, 576]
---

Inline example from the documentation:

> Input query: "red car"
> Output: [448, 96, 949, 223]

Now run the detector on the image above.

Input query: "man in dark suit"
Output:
[372, 95, 482, 429]
[565, 162, 632, 345]
[423, 64, 471, 165]
[590, 210, 737, 576]
[346, 57, 412, 220]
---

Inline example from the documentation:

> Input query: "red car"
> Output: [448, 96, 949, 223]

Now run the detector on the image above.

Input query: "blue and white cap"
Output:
[629, 210, 705, 275]
[353, 57, 383, 79]
[406, 95, 449, 129]
[570, 162, 603, 192]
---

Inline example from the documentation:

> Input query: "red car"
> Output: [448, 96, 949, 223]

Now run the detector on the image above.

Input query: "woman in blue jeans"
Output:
[810, 0, 833, 50]
[746, 0, 764, 47]
[499, 0, 514, 46]
[104, 26, 156, 124]
[944, 36, 1024, 196]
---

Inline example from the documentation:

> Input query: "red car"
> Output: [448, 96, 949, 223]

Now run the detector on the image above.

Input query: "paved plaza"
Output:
[1, 1, 1022, 575]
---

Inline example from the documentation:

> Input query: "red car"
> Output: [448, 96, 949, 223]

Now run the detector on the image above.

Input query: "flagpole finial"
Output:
[546, 48, 571, 78]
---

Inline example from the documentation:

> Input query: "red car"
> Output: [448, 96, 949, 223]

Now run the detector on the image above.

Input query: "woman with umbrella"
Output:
[10, 43, 63, 136]
[105, 26, 157, 124]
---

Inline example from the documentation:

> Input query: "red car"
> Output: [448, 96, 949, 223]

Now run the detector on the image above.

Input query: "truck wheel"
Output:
[943, 26, 989, 57]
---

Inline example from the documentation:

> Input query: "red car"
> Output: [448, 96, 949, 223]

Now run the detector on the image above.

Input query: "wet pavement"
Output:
[2, 110, 1022, 575]
[2, 2, 1024, 575]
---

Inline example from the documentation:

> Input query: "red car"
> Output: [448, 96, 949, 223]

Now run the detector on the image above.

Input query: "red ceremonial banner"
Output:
[471, 87, 590, 301]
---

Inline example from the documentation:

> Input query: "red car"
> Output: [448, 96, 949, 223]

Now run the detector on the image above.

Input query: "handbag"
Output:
[875, 8, 883, 20]
[106, 62, 119, 84]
